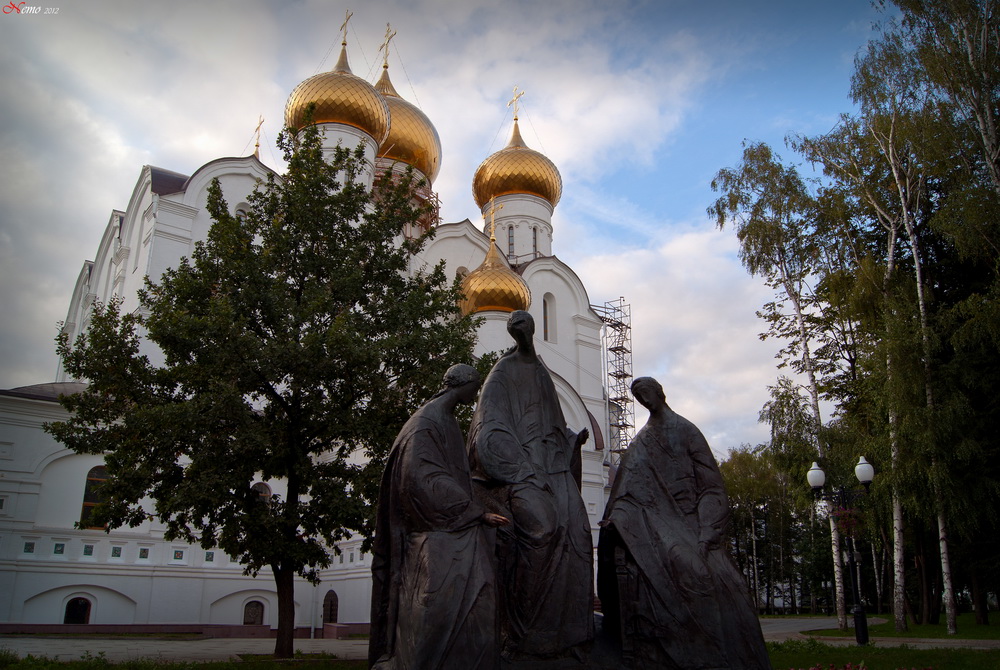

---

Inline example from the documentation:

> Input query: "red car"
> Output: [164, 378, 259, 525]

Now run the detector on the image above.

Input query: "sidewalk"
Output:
[759, 616, 1000, 651]
[0, 636, 370, 663]
[3, 619, 1000, 663]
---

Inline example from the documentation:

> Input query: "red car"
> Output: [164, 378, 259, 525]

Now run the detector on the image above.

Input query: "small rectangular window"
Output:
[23, 541, 35, 554]
[111, 546, 122, 558]
[205, 551, 214, 562]
[53, 543, 65, 555]
[339, 554, 344, 564]
[83, 544, 94, 557]
[138, 548, 149, 559]
[349, 552, 354, 563]
[173, 550, 184, 561]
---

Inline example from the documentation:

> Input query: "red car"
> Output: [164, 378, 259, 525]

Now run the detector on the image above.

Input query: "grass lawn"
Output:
[808, 612, 1000, 640]
[768, 638, 1000, 670]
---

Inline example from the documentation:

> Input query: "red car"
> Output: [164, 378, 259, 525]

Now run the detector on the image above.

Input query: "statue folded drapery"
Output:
[597, 377, 770, 670]
[468, 310, 594, 665]
[370, 364, 509, 670]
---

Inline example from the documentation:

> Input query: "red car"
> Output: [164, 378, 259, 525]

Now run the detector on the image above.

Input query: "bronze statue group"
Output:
[368, 311, 771, 670]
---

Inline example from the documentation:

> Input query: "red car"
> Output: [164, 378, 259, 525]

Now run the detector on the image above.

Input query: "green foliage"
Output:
[46, 114, 478, 655]
[715, 0, 1000, 628]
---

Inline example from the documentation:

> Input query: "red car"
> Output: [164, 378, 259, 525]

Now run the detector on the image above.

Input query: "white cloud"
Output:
[578, 223, 780, 456]
[0, 0, 879, 458]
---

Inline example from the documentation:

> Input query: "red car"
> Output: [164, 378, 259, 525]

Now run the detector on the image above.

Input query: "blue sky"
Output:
[0, 0, 890, 454]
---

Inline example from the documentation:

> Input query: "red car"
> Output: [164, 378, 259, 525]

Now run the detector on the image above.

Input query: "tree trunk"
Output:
[917, 532, 930, 626]
[273, 565, 296, 659]
[830, 518, 848, 630]
[892, 491, 908, 631]
[971, 568, 990, 626]
[751, 517, 761, 611]
[871, 540, 884, 616]
[937, 508, 958, 633]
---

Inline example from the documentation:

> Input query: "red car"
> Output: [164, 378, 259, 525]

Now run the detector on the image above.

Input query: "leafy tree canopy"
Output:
[46, 114, 478, 656]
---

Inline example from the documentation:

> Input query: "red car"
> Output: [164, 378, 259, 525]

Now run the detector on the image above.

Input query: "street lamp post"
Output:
[807, 457, 875, 646]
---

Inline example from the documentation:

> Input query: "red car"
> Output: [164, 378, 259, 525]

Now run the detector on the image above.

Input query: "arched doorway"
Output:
[64, 597, 91, 624]
[243, 600, 264, 625]
[322, 590, 339, 624]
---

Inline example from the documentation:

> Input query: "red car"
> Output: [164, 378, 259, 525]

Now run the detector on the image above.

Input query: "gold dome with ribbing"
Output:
[374, 66, 441, 184]
[472, 119, 562, 209]
[459, 240, 531, 315]
[284, 44, 390, 144]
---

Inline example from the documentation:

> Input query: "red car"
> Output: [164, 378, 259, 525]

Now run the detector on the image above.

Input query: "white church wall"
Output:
[21, 584, 138, 625]
[480, 193, 554, 260]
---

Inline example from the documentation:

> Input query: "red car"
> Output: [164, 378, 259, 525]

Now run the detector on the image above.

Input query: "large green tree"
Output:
[47, 117, 478, 657]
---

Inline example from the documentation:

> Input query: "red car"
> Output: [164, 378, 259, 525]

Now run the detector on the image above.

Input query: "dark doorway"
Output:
[64, 597, 91, 624]
[243, 600, 264, 625]
[322, 590, 339, 624]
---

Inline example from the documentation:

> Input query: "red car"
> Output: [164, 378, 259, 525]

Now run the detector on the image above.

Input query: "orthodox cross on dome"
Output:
[486, 196, 504, 241]
[507, 85, 525, 120]
[379, 22, 397, 68]
[339, 9, 353, 46]
[253, 115, 264, 158]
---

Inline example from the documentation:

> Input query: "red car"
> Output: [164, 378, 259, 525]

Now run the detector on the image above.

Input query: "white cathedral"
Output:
[0, 38, 625, 636]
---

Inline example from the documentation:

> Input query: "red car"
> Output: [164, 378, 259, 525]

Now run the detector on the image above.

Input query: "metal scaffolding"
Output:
[592, 297, 634, 468]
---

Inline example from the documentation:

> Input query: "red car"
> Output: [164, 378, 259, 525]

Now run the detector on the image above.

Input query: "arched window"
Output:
[322, 590, 339, 624]
[532, 227, 538, 257]
[243, 600, 264, 625]
[543, 293, 557, 342]
[64, 597, 91, 624]
[80, 466, 108, 529]
[251, 482, 272, 505]
[508, 226, 515, 259]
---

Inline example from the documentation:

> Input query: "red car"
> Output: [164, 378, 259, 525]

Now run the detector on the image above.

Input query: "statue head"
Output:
[443, 363, 481, 403]
[631, 376, 666, 411]
[507, 310, 535, 348]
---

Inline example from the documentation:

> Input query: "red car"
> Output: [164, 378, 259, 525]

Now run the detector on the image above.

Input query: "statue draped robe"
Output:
[597, 408, 770, 670]
[468, 353, 594, 661]
[370, 398, 499, 670]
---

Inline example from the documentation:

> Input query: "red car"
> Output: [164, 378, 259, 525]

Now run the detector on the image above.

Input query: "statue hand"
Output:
[482, 512, 511, 527]
[576, 428, 589, 447]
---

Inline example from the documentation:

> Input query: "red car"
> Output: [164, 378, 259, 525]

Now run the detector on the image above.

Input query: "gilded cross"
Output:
[253, 115, 264, 158]
[380, 23, 397, 68]
[507, 86, 525, 119]
[486, 196, 504, 241]
[339, 9, 353, 45]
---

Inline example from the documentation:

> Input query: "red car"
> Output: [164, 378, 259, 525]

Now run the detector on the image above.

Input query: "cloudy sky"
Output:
[0, 0, 889, 455]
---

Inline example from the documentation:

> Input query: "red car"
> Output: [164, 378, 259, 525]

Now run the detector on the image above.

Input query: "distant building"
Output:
[0, 40, 613, 635]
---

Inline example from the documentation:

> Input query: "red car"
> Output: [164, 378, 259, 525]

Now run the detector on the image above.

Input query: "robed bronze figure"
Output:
[370, 364, 509, 670]
[468, 310, 594, 666]
[597, 377, 770, 669]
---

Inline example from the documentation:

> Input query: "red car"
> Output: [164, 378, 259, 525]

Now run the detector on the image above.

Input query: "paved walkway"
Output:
[3, 618, 999, 662]
[759, 616, 1000, 650]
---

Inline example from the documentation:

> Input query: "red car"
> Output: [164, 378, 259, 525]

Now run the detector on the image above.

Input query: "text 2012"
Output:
[3, 3, 61, 14]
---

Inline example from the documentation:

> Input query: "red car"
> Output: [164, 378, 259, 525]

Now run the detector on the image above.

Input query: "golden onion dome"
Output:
[472, 118, 562, 209]
[284, 44, 390, 144]
[459, 238, 531, 315]
[374, 66, 442, 184]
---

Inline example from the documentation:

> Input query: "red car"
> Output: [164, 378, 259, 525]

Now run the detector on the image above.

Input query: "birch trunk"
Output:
[893, 491, 908, 631]
[830, 517, 847, 630]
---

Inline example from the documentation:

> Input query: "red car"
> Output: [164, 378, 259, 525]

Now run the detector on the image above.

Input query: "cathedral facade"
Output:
[0, 40, 612, 634]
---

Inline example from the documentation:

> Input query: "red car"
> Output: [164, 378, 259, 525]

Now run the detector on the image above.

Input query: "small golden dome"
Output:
[284, 44, 390, 144]
[374, 66, 442, 184]
[472, 119, 562, 209]
[459, 239, 531, 315]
